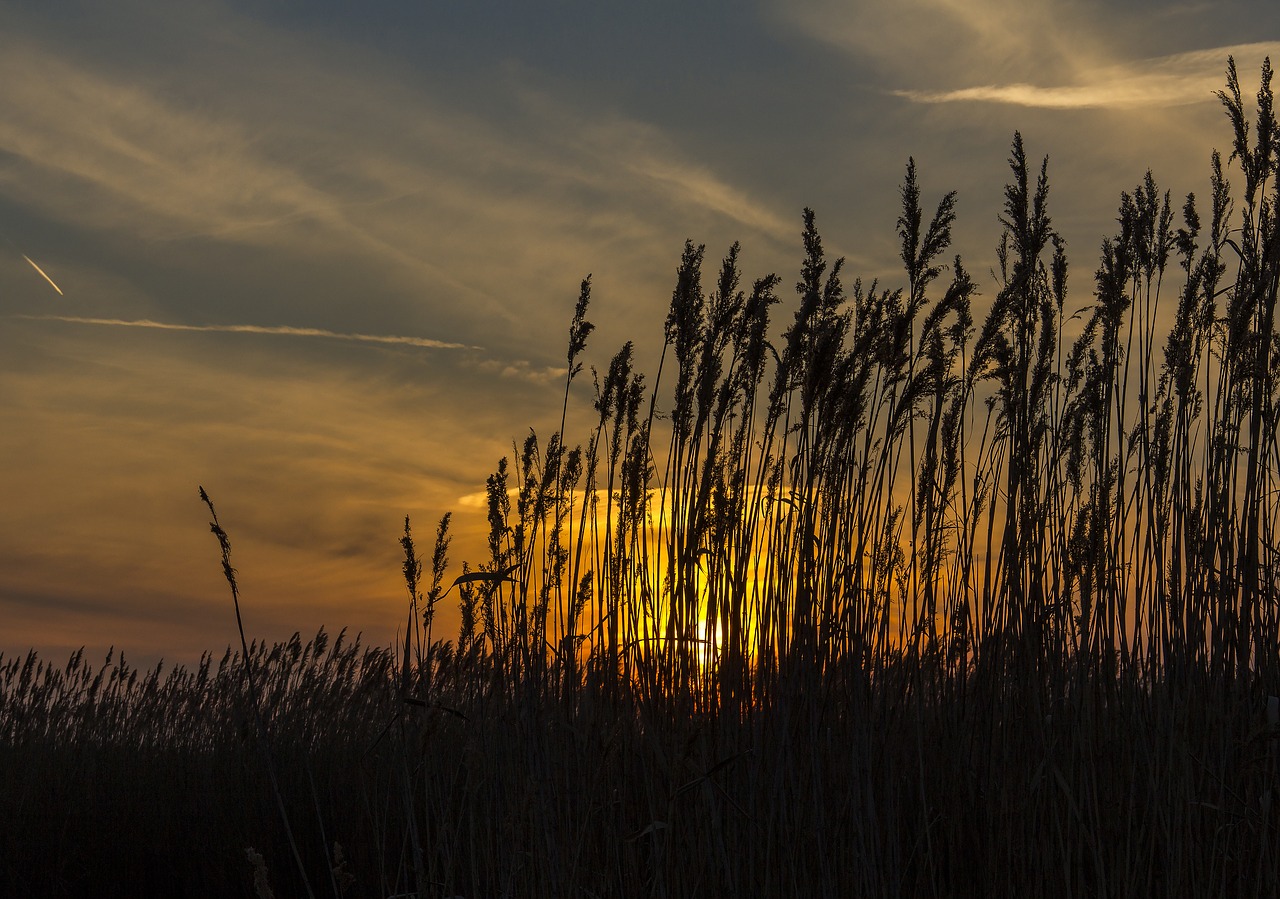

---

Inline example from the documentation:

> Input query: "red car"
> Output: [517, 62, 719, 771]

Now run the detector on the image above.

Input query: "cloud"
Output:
[0, 14, 793, 358]
[776, 0, 1278, 113]
[0, 315, 519, 654]
[0, 40, 318, 241]
[624, 154, 794, 241]
[776, 0, 1095, 85]
[467, 356, 567, 385]
[15, 314, 477, 350]
[894, 43, 1280, 110]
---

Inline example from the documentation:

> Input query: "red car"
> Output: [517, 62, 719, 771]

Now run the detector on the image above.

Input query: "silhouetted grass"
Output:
[2, 56, 1278, 898]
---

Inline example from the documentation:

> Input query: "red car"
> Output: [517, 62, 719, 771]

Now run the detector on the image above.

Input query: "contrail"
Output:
[15, 315, 477, 350]
[22, 255, 63, 296]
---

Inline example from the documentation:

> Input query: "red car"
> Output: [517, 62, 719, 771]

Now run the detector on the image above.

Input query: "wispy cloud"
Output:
[776, 0, 1093, 85]
[895, 43, 1280, 110]
[15, 315, 475, 350]
[777, 0, 1278, 113]
[0, 16, 792, 358]
[466, 356, 566, 385]
[624, 154, 793, 240]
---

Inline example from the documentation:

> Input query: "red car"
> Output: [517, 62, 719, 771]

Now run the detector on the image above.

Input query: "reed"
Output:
[2, 56, 1278, 898]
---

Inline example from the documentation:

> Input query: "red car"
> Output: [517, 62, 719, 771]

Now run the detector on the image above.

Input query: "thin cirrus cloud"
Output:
[13, 315, 477, 351]
[776, 0, 1278, 112]
[776, 0, 1096, 83]
[894, 43, 1280, 110]
[0, 24, 792, 328]
[0, 33, 518, 325]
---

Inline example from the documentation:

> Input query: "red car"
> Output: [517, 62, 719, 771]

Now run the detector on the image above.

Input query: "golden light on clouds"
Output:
[894, 43, 1280, 110]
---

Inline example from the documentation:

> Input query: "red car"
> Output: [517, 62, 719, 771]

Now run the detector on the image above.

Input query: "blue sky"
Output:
[0, 0, 1275, 665]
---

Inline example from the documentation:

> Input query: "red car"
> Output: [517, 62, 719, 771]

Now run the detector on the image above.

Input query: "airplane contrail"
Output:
[22, 255, 63, 296]
[14, 314, 478, 350]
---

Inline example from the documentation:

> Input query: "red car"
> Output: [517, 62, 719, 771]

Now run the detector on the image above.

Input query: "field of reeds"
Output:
[3, 58, 1279, 898]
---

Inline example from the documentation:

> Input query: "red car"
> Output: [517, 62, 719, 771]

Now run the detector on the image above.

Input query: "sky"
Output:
[1, 0, 1276, 669]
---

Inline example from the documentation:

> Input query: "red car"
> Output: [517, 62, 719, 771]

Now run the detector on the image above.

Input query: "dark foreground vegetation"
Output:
[3, 59, 1279, 898]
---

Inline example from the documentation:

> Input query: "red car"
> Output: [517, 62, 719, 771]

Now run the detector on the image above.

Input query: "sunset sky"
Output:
[1, 0, 1276, 668]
